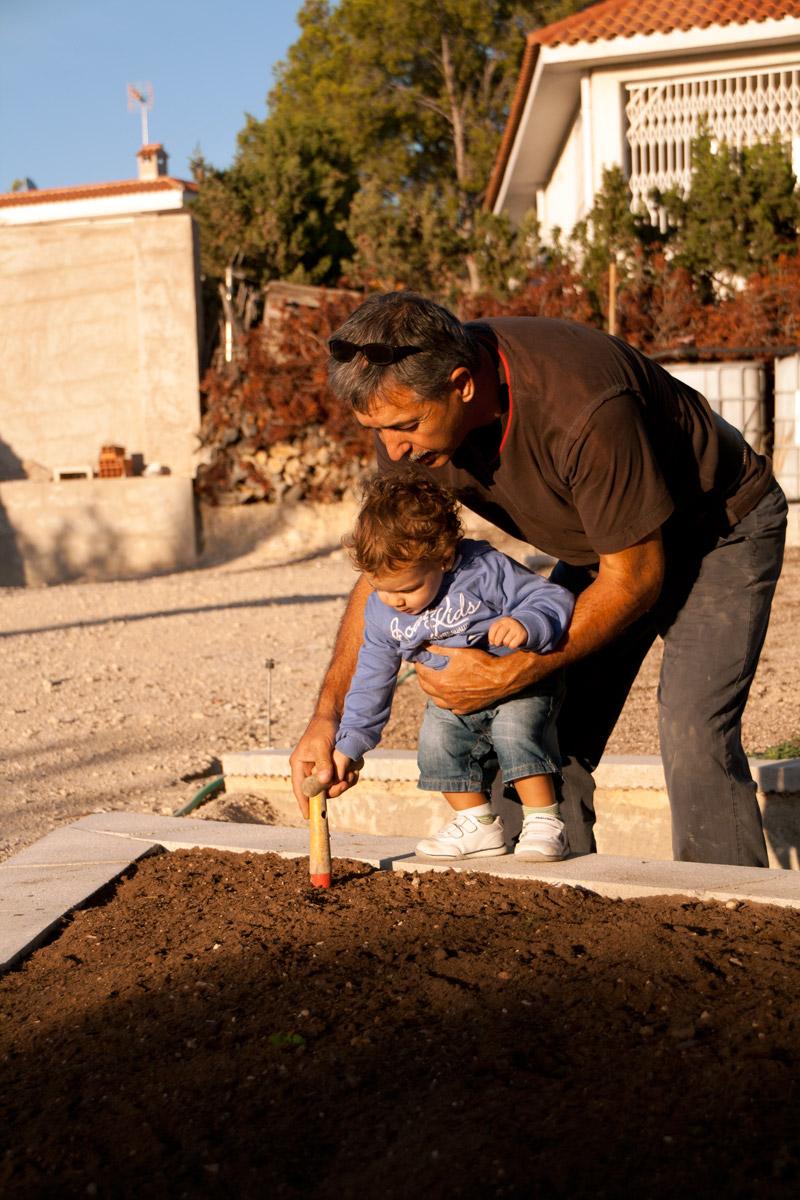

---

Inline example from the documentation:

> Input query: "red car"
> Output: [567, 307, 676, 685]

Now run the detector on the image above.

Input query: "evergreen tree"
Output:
[658, 130, 800, 297]
[195, 0, 590, 296]
[571, 165, 655, 317]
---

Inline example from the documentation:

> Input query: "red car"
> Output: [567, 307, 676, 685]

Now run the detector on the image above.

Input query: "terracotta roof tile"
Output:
[0, 177, 197, 209]
[532, 0, 800, 48]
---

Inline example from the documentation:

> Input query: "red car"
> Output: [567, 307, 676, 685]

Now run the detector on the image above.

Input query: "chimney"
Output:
[137, 143, 169, 181]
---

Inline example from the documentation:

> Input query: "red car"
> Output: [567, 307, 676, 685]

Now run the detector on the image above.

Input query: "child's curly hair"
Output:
[344, 471, 463, 576]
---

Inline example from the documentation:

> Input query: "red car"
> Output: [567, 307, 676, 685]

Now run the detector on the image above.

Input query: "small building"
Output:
[488, 0, 800, 237]
[0, 146, 202, 585]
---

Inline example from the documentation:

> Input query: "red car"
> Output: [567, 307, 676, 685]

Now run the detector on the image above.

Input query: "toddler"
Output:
[334, 472, 575, 861]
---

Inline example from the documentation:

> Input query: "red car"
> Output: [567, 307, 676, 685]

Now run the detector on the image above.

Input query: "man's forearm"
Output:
[522, 529, 664, 680]
[314, 574, 372, 720]
[465, 570, 656, 697]
[526, 563, 659, 677]
[416, 531, 665, 713]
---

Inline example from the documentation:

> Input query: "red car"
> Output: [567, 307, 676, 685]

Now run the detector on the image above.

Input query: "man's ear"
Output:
[448, 365, 475, 404]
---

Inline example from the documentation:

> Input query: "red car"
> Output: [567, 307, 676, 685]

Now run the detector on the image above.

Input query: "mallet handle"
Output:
[301, 758, 363, 889]
[308, 791, 332, 888]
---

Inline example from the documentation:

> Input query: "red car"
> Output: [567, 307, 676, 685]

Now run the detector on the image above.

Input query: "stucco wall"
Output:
[539, 112, 585, 238]
[0, 210, 201, 479]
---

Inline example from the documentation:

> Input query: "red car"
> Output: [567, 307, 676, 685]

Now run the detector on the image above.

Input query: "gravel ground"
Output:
[1, 510, 798, 863]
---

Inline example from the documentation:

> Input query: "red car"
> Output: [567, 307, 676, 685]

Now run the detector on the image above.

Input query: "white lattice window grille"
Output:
[625, 67, 800, 218]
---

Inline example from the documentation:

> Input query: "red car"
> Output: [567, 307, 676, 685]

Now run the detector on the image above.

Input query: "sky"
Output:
[0, 0, 305, 192]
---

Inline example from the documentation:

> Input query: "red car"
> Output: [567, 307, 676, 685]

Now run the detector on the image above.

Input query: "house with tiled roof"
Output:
[488, 0, 800, 235]
[0, 144, 197, 225]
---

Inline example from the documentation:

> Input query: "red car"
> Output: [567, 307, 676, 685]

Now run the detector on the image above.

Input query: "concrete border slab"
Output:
[396, 852, 800, 907]
[3, 812, 800, 976]
[220, 748, 800, 792]
[0, 825, 161, 974]
[222, 747, 670, 787]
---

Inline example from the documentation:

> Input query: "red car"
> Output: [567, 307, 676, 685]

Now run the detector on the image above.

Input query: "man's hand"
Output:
[289, 715, 362, 818]
[488, 616, 527, 649]
[415, 644, 539, 714]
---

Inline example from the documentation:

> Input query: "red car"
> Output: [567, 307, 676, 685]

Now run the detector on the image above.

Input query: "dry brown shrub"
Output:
[197, 294, 372, 505]
[617, 250, 800, 356]
[459, 262, 595, 326]
[196, 254, 800, 506]
[697, 254, 800, 351]
[614, 251, 704, 355]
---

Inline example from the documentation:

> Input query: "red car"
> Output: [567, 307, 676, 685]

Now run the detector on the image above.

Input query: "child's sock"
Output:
[522, 801, 561, 819]
[459, 800, 495, 825]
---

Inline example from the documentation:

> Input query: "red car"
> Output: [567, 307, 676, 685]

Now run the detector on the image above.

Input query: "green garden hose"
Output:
[173, 776, 225, 817]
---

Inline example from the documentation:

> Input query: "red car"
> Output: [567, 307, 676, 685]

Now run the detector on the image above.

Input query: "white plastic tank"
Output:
[665, 361, 768, 456]
[773, 355, 800, 502]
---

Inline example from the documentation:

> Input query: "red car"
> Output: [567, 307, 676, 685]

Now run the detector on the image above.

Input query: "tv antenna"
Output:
[127, 82, 154, 145]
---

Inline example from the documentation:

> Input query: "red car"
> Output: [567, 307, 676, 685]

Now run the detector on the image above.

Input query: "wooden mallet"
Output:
[302, 757, 363, 888]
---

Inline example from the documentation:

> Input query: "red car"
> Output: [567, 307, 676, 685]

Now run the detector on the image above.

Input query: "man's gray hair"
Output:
[327, 291, 481, 412]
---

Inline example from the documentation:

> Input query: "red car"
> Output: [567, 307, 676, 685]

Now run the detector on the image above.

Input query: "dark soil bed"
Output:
[1, 849, 799, 1199]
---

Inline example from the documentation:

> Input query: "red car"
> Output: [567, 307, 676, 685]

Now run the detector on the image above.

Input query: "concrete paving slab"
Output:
[72, 811, 419, 868]
[3, 813, 800, 976]
[0, 823, 160, 869]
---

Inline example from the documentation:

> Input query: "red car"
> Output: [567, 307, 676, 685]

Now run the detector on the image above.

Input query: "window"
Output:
[625, 67, 800, 217]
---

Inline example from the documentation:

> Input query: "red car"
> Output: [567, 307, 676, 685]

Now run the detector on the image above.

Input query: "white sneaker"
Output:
[415, 813, 508, 860]
[514, 813, 568, 861]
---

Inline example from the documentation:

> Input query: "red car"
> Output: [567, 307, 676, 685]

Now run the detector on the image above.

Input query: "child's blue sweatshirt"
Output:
[335, 539, 575, 761]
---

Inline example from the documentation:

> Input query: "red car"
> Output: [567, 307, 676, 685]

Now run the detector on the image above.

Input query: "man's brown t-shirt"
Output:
[376, 317, 773, 566]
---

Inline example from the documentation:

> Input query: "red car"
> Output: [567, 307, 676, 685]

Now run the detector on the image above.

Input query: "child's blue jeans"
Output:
[417, 677, 564, 794]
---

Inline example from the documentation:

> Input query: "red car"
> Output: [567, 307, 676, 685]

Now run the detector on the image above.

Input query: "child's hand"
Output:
[332, 749, 356, 783]
[488, 616, 528, 649]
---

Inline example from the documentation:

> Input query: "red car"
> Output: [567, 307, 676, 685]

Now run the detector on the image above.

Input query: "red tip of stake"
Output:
[310, 873, 331, 888]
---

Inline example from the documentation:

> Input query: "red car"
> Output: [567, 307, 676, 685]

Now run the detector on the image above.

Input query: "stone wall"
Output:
[0, 477, 197, 586]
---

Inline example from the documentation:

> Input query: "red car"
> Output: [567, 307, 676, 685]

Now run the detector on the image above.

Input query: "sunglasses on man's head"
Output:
[328, 339, 421, 365]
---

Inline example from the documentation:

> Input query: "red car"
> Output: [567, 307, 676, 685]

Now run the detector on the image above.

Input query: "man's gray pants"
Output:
[551, 481, 788, 867]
